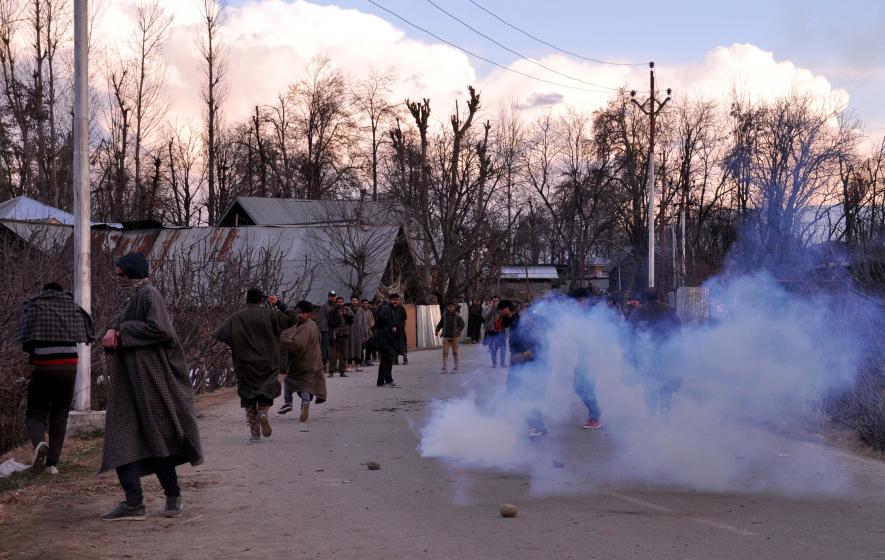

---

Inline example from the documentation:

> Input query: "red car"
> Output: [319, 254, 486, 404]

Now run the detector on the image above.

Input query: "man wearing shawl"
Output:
[18, 282, 94, 475]
[347, 295, 368, 372]
[214, 288, 296, 442]
[280, 301, 326, 422]
[99, 253, 203, 521]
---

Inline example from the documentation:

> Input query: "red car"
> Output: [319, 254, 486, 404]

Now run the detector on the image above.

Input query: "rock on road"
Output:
[5, 345, 885, 560]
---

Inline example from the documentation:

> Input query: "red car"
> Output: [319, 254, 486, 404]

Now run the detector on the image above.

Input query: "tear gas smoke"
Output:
[419, 272, 873, 496]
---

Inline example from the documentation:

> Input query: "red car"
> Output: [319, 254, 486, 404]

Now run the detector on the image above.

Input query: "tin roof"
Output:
[0, 196, 74, 224]
[500, 265, 559, 280]
[219, 197, 402, 227]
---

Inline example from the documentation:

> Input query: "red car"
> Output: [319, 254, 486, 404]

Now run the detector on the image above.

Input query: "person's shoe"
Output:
[452, 367, 459, 373]
[528, 427, 548, 438]
[31, 442, 48, 474]
[385, 382, 399, 388]
[327, 372, 334, 378]
[394, 359, 400, 365]
[403, 357, 409, 365]
[102, 502, 146, 521]
[248, 435, 261, 444]
[46, 465, 59, 475]
[278, 403, 294, 415]
[440, 367, 448, 374]
[300, 401, 310, 423]
[163, 496, 183, 518]
[339, 372, 348, 378]
[365, 361, 374, 366]
[491, 363, 498, 369]
[582, 419, 602, 430]
[258, 413, 272, 438]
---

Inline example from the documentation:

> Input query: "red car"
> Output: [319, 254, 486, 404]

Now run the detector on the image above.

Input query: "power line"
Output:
[423, 0, 621, 91]
[470, 0, 646, 67]
[365, 0, 615, 95]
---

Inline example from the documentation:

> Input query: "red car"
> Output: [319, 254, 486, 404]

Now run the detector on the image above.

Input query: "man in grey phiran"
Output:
[99, 252, 203, 522]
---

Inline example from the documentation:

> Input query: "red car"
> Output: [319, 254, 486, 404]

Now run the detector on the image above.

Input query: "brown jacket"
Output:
[281, 319, 327, 404]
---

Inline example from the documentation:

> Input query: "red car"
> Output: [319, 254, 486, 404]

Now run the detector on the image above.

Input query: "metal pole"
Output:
[647, 63, 656, 288]
[630, 62, 669, 290]
[72, 0, 91, 412]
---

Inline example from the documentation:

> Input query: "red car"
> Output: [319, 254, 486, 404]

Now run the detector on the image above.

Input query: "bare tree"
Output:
[131, 0, 172, 218]
[197, 0, 227, 224]
[350, 68, 397, 201]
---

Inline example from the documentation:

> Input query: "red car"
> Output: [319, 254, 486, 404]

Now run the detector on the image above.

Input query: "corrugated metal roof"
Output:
[224, 197, 402, 226]
[0, 196, 74, 224]
[1, 220, 401, 303]
[102, 225, 401, 303]
[500, 265, 559, 280]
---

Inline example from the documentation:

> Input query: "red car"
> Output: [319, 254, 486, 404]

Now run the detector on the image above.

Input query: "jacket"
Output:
[435, 312, 465, 339]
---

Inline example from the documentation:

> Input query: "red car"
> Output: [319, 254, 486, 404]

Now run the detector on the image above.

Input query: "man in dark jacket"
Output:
[435, 302, 465, 373]
[18, 282, 95, 475]
[628, 287, 681, 337]
[467, 298, 483, 343]
[374, 294, 403, 387]
[628, 287, 682, 413]
[328, 296, 353, 377]
[499, 300, 547, 437]
[393, 301, 408, 365]
[214, 288, 296, 443]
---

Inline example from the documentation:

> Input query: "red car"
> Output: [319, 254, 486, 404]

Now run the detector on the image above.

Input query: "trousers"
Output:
[116, 457, 180, 506]
[442, 338, 460, 368]
[26, 367, 76, 467]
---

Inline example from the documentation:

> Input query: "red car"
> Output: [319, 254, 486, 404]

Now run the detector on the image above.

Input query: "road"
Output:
[5, 344, 885, 560]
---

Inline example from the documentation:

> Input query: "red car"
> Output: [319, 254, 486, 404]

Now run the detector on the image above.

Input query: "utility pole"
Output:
[630, 62, 670, 288]
[72, 0, 91, 412]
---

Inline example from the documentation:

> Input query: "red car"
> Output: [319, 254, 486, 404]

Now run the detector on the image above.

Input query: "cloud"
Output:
[92, 2, 857, 137]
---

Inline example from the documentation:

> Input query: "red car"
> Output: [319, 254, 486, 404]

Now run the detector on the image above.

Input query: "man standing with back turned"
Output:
[18, 282, 95, 475]
[214, 288, 296, 443]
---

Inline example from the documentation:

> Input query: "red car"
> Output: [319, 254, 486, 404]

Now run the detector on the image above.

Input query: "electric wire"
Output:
[366, 0, 616, 95]
[424, 0, 621, 91]
[469, 0, 646, 67]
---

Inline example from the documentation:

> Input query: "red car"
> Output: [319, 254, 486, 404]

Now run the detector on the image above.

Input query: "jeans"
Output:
[283, 384, 312, 405]
[574, 369, 602, 422]
[486, 334, 505, 366]
[507, 362, 547, 433]
[26, 367, 76, 467]
[116, 457, 180, 506]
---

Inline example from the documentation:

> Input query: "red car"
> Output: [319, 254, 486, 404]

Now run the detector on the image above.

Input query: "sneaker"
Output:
[339, 373, 348, 378]
[299, 401, 311, 423]
[491, 364, 498, 369]
[248, 435, 261, 444]
[102, 502, 146, 521]
[440, 368, 448, 374]
[528, 427, 548, 438]
[47, 466, 59, 475]
[385, 382, 399, 388]
[163, 496, 183, 518]
[582, 419, 602, 430]
[258, 413, 272, 438]
[31, 442, 48, 474]
[278, 403, 294, 415]
[452, 367, 459, 373]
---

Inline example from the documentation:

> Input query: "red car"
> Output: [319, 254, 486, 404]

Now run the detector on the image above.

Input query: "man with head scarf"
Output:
[214, 287, 296, 441]
[18, 282, 95, 475]
[99, 253, 203, 521]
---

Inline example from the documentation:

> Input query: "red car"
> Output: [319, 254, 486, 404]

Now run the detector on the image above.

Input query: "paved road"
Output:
[7, 344, 885, 560]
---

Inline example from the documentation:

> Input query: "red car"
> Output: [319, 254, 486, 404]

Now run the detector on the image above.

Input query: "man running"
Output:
[214, 288, 296, 443]
[280, 301, 326, 422]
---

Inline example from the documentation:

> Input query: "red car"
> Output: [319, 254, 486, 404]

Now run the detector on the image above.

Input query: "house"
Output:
[0, 196, 75, 224]
[218, 196, 401, 227]
[498, 265, 561, 300]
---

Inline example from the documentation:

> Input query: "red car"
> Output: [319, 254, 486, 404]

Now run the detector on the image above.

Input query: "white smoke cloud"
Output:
[420, 273, 867, 496]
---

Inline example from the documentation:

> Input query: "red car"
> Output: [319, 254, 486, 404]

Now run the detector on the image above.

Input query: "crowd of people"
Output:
[15, 250, 681, 520]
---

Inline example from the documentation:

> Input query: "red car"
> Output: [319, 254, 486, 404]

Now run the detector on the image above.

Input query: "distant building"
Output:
[498, 265, 561, 300]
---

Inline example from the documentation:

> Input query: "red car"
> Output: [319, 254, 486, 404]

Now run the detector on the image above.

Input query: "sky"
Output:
[96, 0, 885, 144]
